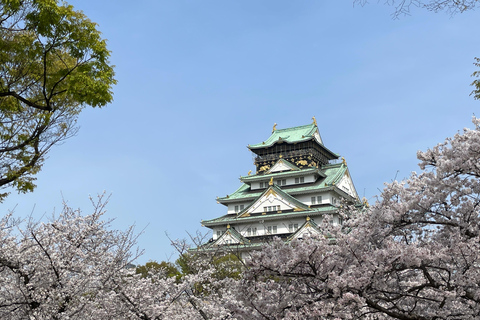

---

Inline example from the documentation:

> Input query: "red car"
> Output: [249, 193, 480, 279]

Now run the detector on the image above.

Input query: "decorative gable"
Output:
[336, 171, 358, 199]
[266, 159, 299, 174]
[288, 217, 322, 241]
[239, 186, 309, 217]
[214, 226, 249, 246]
[313, 130, 323, 145]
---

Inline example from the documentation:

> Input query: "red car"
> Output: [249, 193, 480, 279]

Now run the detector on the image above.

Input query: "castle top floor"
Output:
[248, 118, 339, 173]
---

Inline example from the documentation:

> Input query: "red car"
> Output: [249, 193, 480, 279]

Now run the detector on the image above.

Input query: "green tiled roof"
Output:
[219, 163, 347, 203]
[249, 123, 319, 149]
[240, 167, 325, 183]
[212, 227, 250, 246]
[194, 241, 264, 252]
[202, 205, 338, 227]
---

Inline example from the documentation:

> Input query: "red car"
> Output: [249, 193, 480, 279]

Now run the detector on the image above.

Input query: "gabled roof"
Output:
[236, 184, 310, 218]
[220, 162, 349, 204]
[197, 217, 331, 252]
[266, 159, 300, 173]
[287, 217, 322, 241]
[210, 226, 250, 246]
[249, 123, 320, 149]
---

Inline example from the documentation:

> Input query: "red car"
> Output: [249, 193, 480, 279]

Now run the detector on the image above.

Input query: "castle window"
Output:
[288, 224, 299, 232]
[217, 230, 222, 237]
[235, 204, 245, 213]
[266, 225, 277, 234]
[247, 227, 257, 236]
[264, 205, 280, 212]
[311, 196, 316, 204]
[317, 196, 322, 203]
[276, 179, 286, 186]
[295, 177, 305, 184]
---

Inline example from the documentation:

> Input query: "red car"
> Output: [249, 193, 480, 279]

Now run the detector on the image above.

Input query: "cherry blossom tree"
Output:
[231, 117, 480, 319]
[0, 197, 239, 319]
[5, 119, 480, 320]
[0, 194, 140, 319]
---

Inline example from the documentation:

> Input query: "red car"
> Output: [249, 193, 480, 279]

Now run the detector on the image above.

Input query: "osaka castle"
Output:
[201, 118, 361, 256]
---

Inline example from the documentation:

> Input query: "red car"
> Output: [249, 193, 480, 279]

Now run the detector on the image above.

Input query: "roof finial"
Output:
[341, 157, 347, 166]
[312, 116, 317, 126]
[247, 170, 252, 176]
[362, 197, 370, 207]
[272, 123, 277, 133]
[269, 177, 273, 186]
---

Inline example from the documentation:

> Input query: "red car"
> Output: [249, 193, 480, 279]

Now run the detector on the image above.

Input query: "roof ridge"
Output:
[275, 123, 315, 133]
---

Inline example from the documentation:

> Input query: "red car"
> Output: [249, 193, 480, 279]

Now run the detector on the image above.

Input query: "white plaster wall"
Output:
[215, 232, 240, 245]
[292, 225, 322, 239]
[328, 191, 340, 206]
[226, 202, 251, 214]
[214, 213, 343, 241]
[251, 180, 270, 190]
[314, 131, 323, 144]
[337, 173, 358, 198]
[212, 228, 221, 240]
[247, 192, 303, 214]
[232, 218, 308, 237]
[227, 204, 235, 214]
[250, 174, 316, 191]
[303, 174, 316, 184]
[269, 161, 293, 173]
[296, 193, 328, 205]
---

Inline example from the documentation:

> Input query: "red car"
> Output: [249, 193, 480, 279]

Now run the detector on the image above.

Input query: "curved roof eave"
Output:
[248, 136, 314, 150]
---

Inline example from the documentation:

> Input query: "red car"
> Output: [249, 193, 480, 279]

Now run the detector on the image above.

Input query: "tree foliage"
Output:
[354, 0, 480, 100]
[2, 118, 480, 319]
[354, 0, 480, 17]
[0, 0, 116, 200]
[136, 261, 181, 281]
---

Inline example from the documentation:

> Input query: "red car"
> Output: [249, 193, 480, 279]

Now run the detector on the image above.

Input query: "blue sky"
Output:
[3, 1, 479, 264]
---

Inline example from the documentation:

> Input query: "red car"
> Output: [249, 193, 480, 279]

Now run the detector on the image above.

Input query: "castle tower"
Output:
[201, 118, 361, 256]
